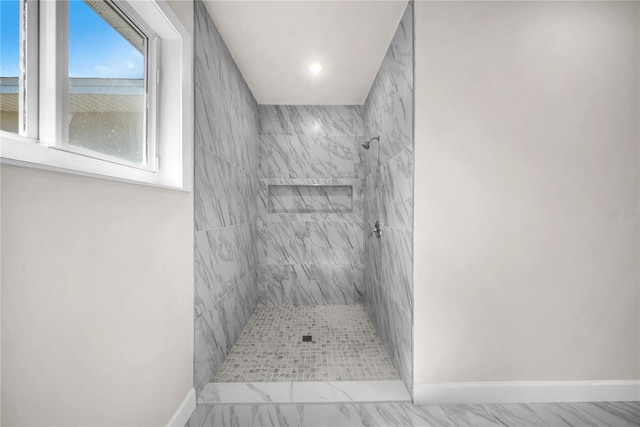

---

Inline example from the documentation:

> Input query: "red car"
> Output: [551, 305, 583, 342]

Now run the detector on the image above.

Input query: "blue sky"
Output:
[0, 0, 20, 77]
[1, 0, 143, 78]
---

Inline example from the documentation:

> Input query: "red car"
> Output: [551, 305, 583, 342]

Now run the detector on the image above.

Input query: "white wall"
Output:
[414, 1, 639, 385]
[0, 1, 194, 424]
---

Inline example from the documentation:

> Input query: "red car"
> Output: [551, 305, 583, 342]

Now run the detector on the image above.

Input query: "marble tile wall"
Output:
[362, 3, 414, 392]
[257, 106, 365, 306]
[194, 0, 259, 395]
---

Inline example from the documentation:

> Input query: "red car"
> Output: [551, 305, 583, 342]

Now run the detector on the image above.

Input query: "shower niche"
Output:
[267, 184, 353, 214]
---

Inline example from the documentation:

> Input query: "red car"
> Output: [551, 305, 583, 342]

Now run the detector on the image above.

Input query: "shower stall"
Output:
[194, 0, 414, 402]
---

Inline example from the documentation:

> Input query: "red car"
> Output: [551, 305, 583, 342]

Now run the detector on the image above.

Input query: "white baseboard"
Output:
[413, 380, 640, 405]
[166, 388, 196, 427]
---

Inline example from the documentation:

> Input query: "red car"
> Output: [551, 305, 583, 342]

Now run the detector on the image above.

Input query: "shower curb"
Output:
[198, 380, 411, 405]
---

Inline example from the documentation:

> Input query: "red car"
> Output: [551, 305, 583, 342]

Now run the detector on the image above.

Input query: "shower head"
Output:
[361, 136, 380, 150]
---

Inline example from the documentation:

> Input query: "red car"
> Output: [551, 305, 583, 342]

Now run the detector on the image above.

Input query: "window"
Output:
[0, 0, 193, 190]
[67, 0, 150, 166]
[0, 0, 20, 133]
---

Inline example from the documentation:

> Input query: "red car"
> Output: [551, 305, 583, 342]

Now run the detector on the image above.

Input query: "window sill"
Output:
[0, 132, 191, 192]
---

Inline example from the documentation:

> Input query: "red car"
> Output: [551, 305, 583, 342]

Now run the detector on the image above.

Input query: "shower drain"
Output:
[302, 335, 313, 342]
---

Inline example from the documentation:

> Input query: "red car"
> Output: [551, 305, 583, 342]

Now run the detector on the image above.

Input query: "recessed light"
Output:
[306, 60, 323, 74]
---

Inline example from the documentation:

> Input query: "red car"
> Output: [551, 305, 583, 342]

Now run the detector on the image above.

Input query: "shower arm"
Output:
[362, 136, 380, 150]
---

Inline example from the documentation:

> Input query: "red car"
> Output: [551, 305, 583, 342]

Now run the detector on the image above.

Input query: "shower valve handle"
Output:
[370, 221, 383, 239]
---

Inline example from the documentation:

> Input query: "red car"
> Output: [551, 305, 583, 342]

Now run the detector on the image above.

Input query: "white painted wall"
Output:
[0, 1, 194, 424]
[414, 0, 639, 386]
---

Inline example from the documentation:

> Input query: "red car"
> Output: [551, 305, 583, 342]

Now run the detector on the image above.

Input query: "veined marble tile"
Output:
[194, 297, 232, 394]
[249, 174, 259, 223]
[360, 1, 414, 398]
[309, 221, 363, 265]
[257, 135, 270, 179]
[387, 295, 412, 391]
[187, 404, 262, 427]
[414, 406, 456, 426]
[189, 403, 437, 427]
[288, 105, 333, 136]
[234, 115, 258, 174]
[264, 221, 311, 265]
[195, 145, 231, 230]
[389, 228, 413, 311]
[195, 1, 257, 172]
[390, 146, 414, 231]
[569, 402, 639, 427]
[302, 404, 422, 427]
[363, 173, 379, 224]
[262, 135, 290, 179]
[354, 137, 366, 179]
[328, 137, 356, 179]
[258, 105, 292, 135]
[258, 264, 362, 306]
[194, 67, 225, 160]
[256, 220, 269, 266]
[484, 403, 548, 427]
[363, 256, 411, 389]
[352, 179, 364, 221]
[300, 264, 362, 305]
[195, 0, 259, 396]
[252, 405, 304, 427]
[288, 136, 332, 178]
[363, 131, 381, 178]
[258, 105, 333, 137]
[332, 105, 364, 137]
[364, 281, 391, 365]
[438, 404, 502, 427]
[377, 225, 395, 305]
[256, 264, 288, 305]
[376, 161, 395, 228]
[198, 381, 410, 404]
[195, 270, 259, 394]
[524, 402, 602, 426]
[194, 225, 256, 316]
[195, 146, 254, 230]
[236, 268, 258, 327]
[257, 180, 269, 219]
[187, 401, 638, 427]
[380, 78, 412, 165]
[612, 401, 640, 424]
[259, 129, 357, 179]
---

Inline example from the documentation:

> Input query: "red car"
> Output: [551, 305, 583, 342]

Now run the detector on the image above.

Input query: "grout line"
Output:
[195, 266, 259, 321]
[196, 142, 260, 177]
[195, 221, 258, 233]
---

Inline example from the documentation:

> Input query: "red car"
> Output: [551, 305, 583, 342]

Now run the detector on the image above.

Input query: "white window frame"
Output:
[0, 0, 193, 191]
[56, 0, 158, 172]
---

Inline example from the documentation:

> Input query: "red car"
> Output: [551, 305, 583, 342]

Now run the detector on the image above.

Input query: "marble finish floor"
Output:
[213, 305, 398, 382]
[186, 401, 640, 427]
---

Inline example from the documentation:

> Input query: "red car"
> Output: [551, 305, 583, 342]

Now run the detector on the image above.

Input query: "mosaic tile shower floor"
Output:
[213, 305, 399, 382]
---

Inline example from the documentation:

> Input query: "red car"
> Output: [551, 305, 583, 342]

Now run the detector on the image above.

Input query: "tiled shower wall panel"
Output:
[257, 106, 365, 306]
[362, 3, 414, 392]
[194, 0, 259, 395]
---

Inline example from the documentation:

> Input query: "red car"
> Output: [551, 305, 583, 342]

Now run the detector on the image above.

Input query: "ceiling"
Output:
[202, 0, 408, 105]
